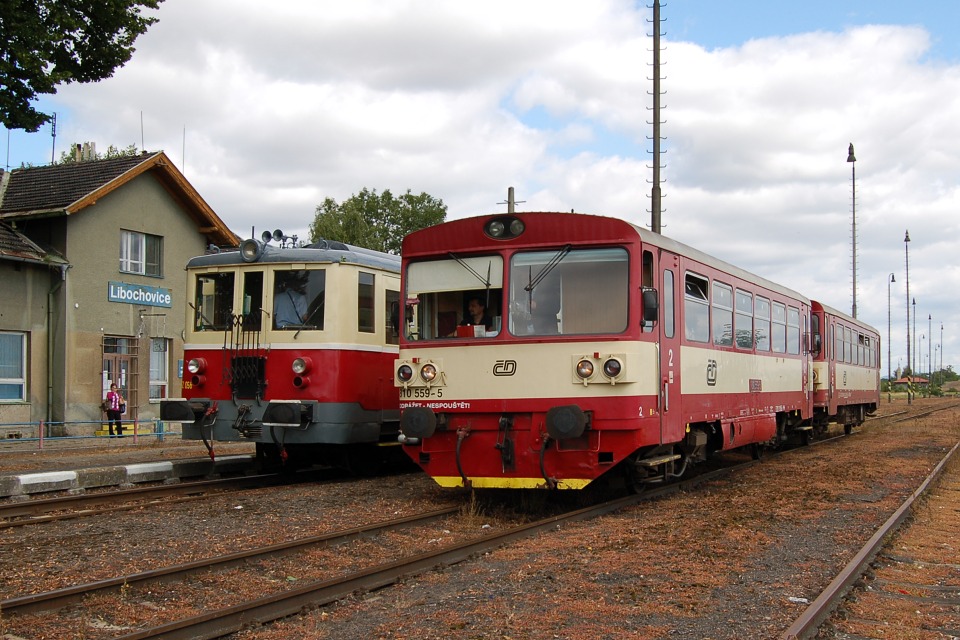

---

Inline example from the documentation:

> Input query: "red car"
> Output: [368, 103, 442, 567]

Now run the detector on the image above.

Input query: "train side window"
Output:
[386, 289, 400, 345]
[787, 306, 800, 355]
[194, 272, 235, 331]
[755, 296, 770, 351]
[735, 289, 753, 349]
[771, 302, 786, 353]
[835, 323, 843, 362]
[663, 270, 675, 338]
[810, 313, 821, 356]
[712, 282, 733, 346]
[358, 272, 375, 333]
[684, 272, 709, 343]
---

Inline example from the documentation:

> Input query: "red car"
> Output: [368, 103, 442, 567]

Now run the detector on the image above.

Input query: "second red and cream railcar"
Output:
[809, 301, 880, 435]
[394, 212, 826, 490]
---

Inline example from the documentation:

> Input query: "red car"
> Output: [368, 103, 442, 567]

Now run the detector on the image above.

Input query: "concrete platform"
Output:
[0, 454, 255, 498]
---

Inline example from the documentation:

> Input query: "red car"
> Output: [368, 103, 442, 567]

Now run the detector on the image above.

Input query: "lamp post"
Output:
[940, 322, 944, 386]
[928, 314, 932, 382]
[888, 273, 895, 402]
[905, 230, 911, 404]
[912, 298, 917, 380]
[847, 143, 857, 318]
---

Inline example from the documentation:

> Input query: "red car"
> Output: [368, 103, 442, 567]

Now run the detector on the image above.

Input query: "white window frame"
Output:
[149, 337, 169, 400]
[120, 230, 163, 276]
[0, 331, 27, 402]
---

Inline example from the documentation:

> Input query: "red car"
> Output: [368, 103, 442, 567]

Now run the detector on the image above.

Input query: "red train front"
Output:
[160, 235, 402, 472]
[394, 212, 816, 490]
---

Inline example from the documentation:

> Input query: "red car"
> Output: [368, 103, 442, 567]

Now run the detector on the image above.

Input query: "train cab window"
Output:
[273, 269, 326, 330]
[358, 272, 375, 333]
[735, 289, 754, 349]
[684, 273, 710, 343]
[712, 282, 733, 346]
[787, 306, 800, 355]
[406, 255, 504, 340]
[510, 248, 628, 336]
[242, 272, 264, 330]
[194, 272, 235, 331]
[755, 296, 770, 351]
[771, 302, 787, 353]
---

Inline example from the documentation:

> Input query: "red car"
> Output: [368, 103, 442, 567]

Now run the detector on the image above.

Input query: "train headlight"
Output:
[239, 238, 264, 262]
[576, 359, 594, 379]
[484, 216, 525, 240]
[397, 364, 414, 382]
[602, 358, 622, 379]
[292, 357, 312, 375]
[420, 363, 438, 383]
[187, 358, 207, 374]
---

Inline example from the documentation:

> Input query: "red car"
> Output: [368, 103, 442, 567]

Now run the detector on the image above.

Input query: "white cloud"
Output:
[21, 1, 960, 371]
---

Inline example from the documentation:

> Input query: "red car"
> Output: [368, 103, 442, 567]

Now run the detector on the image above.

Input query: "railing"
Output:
[0, 419, 181, 450]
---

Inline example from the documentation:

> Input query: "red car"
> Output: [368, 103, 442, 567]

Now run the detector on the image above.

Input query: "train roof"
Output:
[811, 300, 880, 335]
[629, 220, 811, 305]
[184, 239, 401, 273]
[408, 211, 811, 305]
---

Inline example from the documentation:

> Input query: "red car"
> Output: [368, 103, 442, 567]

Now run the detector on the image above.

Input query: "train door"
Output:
[657, 250, 682, 445]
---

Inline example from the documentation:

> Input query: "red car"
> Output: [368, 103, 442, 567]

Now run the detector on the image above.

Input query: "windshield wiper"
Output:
[524, 245, 571, 292]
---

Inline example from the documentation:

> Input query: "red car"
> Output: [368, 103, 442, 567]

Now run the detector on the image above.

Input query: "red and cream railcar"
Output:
[160, 235, 402, 471]
[394, 212, 813, 490]
[809, 301, 880, 434]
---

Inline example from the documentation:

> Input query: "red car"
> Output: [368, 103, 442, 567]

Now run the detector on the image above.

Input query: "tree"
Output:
[0, 0, 164, 132]
[309, 188, 447, 255]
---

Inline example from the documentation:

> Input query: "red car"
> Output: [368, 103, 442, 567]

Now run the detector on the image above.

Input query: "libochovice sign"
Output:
[108, 281, 173, 308]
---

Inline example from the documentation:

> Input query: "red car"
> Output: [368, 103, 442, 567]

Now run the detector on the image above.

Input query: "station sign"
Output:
[107, 281, 173, 308]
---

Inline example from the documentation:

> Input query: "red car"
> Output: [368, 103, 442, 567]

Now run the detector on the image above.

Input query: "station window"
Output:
[149, 338, 169, 400]
[684, 273, 710, 343]
[120, 230, 163, 277]
[755, 296, 770, 351]
[712, 282, 733, 346]
[0, 331, 26, 401]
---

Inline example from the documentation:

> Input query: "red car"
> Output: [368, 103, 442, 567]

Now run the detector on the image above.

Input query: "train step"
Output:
[636, 453, 681, 467]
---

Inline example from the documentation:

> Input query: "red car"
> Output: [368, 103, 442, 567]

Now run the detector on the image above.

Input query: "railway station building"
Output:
[0, 147, 238, 434]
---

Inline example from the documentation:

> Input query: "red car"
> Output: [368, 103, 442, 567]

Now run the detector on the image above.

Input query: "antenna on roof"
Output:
[51, 113, 57, 164]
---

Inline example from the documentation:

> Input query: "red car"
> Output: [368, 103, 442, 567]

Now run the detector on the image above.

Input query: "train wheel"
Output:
[844, 423, 853, 435]
[751, 443, 764, 460]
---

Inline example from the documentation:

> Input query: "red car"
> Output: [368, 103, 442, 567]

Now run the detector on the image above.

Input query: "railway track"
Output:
[782, 439, 960, 639]
[0, 474, 294, 528]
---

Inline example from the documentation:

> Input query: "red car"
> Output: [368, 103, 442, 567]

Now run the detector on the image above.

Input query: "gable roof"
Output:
[0, 151, 239, 247]
[0, 220, 68, 267]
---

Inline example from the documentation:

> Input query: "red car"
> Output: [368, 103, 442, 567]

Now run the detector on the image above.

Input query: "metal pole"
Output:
[905, 230, 911, 405]
[847, 144, 857, 317]
[888, 273, 894, 402]
[928, 314, 932, 382]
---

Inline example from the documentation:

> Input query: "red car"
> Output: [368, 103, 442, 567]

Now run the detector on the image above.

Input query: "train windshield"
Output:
[272, 269, 326, 330]
[405, 256, 504, 339]
[509, 247, 629, 336]
[193, 273, 235, 331]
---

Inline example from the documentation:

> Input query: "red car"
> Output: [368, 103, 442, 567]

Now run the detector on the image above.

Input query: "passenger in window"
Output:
[274, 272, 308, 328]
[460, 296, 493, 332]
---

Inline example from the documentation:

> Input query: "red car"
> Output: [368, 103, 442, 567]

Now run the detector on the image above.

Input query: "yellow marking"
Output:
[431, 475, 594, 490]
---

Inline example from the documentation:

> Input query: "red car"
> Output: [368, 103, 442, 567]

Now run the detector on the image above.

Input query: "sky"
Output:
[3, 0, 959, 376]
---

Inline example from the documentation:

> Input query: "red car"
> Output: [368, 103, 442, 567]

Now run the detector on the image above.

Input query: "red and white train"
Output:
[160, 233, 403, 472]
[394, 212, 879, 490]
